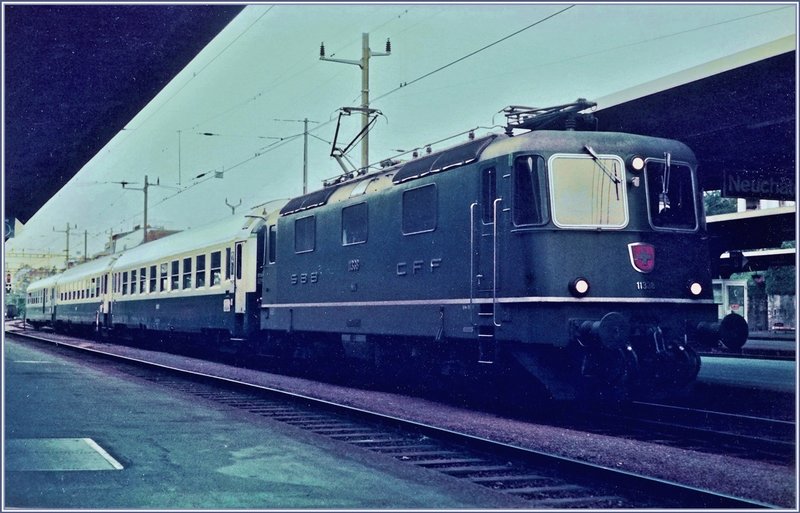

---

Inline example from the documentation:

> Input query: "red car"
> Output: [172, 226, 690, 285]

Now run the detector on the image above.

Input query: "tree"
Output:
[703, 190, 737, 216]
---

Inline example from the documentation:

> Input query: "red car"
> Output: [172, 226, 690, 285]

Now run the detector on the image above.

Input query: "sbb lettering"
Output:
[291, 272, 319, 285]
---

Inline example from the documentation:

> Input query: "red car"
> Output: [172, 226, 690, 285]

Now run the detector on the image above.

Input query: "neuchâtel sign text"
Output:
[722, 169, 795, 201]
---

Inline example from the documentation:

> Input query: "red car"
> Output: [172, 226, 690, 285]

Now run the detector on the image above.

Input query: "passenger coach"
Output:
[107, 199, 287, 345]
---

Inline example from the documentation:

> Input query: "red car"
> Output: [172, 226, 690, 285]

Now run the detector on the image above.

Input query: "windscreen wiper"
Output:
[583, 145, 620, 200]
[658, 152, 671, 213]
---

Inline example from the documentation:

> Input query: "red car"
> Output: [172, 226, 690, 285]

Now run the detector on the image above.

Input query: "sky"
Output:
[4, 2, 797, 264]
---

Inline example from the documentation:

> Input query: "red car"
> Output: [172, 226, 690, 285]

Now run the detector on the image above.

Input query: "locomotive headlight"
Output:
[627, 155, 645, 172]
[688, 281, 703, 297]
[569, 277, 590, 297]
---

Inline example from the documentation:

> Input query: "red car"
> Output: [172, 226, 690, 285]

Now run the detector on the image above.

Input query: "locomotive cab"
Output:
[478, 128, 746, 400]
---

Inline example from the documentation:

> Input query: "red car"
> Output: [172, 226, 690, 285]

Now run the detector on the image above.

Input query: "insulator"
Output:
[320, 43, 325, 58]
[385, 38, 391, 53]
[468, 130, 475, 140]
[426, 146, 432, 154]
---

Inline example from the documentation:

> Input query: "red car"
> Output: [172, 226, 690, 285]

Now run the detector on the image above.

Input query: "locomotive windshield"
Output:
[645, 158, 698, 231]
[549, 154, 627, 228]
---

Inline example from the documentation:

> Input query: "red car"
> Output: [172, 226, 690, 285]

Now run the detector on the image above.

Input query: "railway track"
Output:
[579, 401, 795, 465]
[5, 328, 777, 509]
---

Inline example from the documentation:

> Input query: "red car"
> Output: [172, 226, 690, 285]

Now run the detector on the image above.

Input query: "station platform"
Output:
[3, 337, 522, 509]
[698, 355, 796, 395]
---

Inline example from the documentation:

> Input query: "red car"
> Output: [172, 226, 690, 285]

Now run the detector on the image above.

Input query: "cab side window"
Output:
[513, 155, 548, 226]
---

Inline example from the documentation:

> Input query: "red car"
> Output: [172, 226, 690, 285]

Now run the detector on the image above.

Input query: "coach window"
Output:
[131, 269, 138, 294]
[147, 265, 155, 293]
[402, 184, 437, 235]
[513, 156, 548, 226]
[160, 263, 169, 291]
[196, 254, 207, 288]
[225, 248, 232, 279]
[210, 251, 222, 286]
[139, 267, 146, 294]
[295, 216, 315, 253]
[171, 260, 180, 290]
[267, 226, 276, 264]
[183, 257, 193, 289]
[549, 154, 627, 228]
[122, 271, 128, 295]
[342, 203, 368, 245]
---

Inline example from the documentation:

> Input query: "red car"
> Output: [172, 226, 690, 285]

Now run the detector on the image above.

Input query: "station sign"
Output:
[722, 169, 795, 201]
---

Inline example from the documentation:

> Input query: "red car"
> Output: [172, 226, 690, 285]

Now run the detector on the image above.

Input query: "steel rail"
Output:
[5, 328, 777, 509]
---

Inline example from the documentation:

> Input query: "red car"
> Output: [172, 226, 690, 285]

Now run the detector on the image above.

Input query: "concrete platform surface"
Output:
[3, 338, 525, 509]
[698, 355, 796, 394]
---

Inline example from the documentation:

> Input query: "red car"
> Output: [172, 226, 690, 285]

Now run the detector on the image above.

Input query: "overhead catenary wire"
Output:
[63, 5, 792, 254]
[511, 5, 793, 78]
[50, 5, 577, 247]
[371, 5, 575, 105]
[191, 6, 410, 131]
[129, 6, 275, 132]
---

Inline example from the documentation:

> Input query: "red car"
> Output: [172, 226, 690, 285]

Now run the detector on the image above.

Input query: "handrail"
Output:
[492, 198, 502, 327]
[469, 202, 477, 326]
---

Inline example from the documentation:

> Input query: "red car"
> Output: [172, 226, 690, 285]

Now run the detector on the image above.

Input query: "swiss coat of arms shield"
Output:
[628, 242, 655, 273]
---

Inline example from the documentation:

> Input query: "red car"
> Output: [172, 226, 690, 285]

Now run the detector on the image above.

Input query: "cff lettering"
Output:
[397, 258, 442, 276]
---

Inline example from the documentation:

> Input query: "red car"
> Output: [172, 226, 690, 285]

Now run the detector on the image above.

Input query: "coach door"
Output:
[262, 224, 277, 304]
[233, 241, 246, 314]
[102, 273, 111, 328]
